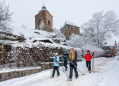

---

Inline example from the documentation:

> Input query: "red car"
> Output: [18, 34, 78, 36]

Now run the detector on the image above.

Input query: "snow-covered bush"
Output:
[66, 34, 104, 57]
[66, 34, 85, 48]
[53, 28, 66, 39]
[2, 43, 66, 68]
[81, 44, 105, 57]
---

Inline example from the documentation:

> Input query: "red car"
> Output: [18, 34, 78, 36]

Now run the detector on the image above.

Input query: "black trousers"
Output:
[52, 66, 60, 77]
[64, 61, 67, 71]
[86, 61, 91, 71]
[69, 65, 78, 79]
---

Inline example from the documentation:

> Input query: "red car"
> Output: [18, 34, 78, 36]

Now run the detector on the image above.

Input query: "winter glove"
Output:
[92, 52, 94, 56]
[69, 59, 71, 62]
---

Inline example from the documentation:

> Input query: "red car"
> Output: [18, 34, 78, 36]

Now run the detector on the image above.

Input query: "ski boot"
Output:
[67, 78, 72, 81]
[50, 76, 54, 78]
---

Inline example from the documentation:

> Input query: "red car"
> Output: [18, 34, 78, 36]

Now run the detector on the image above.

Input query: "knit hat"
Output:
[64, 50, 67, 52]
[53, 53, 58, 55]
[87, 50, 90, 52]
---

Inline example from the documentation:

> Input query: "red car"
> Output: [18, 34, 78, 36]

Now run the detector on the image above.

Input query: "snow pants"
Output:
[86, 61, 91, 71]
[69, 65, 78, 79]
[64, 61, 68, 71]
[52, 66, 60, 77]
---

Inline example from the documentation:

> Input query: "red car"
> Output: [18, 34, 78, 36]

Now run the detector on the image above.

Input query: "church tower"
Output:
[35, 5, 53, 32]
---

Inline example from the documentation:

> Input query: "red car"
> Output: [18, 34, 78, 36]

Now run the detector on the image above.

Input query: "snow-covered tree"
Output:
[21, 24, 27, 29]
[0, 1, 13, 43]
[81, 10, 119, 47]
[53, 28, 66, 39]
[0, 1, 13, 32]
[66, 34, 85, 48]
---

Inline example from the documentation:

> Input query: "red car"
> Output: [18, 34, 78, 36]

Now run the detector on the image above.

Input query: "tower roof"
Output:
[39, 4, 49, 13]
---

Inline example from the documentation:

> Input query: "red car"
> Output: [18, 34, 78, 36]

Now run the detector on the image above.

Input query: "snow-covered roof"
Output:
[61, 21, 79, 29]
[105, 39, 115, 46]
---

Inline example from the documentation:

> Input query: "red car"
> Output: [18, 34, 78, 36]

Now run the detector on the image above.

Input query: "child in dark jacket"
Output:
[63, 50, 69, 71]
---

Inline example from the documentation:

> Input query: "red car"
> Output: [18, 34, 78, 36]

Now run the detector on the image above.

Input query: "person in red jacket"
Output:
[82, 50, 92, 73]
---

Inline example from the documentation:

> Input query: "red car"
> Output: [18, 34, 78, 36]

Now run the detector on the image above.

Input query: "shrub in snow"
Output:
[66, 34, 85, 48]
[2, 43, 66, 68]
[81, 44, 105, 57]
[53, 28, 66, 39]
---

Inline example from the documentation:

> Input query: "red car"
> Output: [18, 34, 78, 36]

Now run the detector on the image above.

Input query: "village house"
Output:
[60, 21, 80, 40]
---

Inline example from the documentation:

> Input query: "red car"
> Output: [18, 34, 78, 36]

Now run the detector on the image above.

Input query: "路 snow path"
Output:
[1, 56, 119, 86]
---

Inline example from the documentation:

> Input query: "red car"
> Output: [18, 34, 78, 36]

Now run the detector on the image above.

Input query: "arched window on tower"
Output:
[38, 20, 41, 25]
[38, 20, 41, 28]
[48, 20, 50, 26]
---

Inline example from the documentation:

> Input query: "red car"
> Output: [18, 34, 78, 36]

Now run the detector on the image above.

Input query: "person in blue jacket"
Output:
[51, 53, 60, 78]
[63, 50, 69, 71]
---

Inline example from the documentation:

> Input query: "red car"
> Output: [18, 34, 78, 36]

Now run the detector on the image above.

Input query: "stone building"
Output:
[35, 5, 53, 32]
[60, 21, 80, 40]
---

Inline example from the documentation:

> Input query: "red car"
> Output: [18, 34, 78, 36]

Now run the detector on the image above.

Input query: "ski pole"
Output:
[70, 61, 85, 75]
[92, 52, 95, 73]
[92, 55, 95, 73]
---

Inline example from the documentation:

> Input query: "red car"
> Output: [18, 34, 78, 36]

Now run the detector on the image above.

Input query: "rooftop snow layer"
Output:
[61, 21, 79, 29]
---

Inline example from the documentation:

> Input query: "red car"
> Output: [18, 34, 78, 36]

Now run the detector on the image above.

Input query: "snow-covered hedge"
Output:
[81, 44, 105, 57]
[1, 43, 66, 68]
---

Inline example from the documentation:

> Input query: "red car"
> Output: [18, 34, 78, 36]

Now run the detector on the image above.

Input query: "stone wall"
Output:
[0, 68, 42, 81]
[0, 62, 63, 82]
[0, 61, 82, 82]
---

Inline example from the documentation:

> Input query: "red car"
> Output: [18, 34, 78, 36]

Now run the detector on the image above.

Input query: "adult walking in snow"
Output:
[63, 50, 69, 71]
[51, 53, 60, 78]
[68, 48, 78, 81]
[82, 50, 92, 73]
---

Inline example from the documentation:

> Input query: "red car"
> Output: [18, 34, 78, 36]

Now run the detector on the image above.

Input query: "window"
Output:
[38, 20, 41, 25]
[71, 27, 73, 30]
[69, 32, 71, 35]
[48, 20, 50, 25]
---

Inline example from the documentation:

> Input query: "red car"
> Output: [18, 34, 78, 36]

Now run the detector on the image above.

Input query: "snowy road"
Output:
[0, 56, 119, 86]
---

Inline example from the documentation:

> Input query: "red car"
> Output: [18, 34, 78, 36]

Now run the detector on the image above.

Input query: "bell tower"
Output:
[35, 5, 53, 32]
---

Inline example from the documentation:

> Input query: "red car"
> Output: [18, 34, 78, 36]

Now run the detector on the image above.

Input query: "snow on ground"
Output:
[12, 28, 56, 43]
[0, 56, 119, 86]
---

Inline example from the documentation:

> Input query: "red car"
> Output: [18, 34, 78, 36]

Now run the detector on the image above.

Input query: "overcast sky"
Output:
[4, 0, 119, 30]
